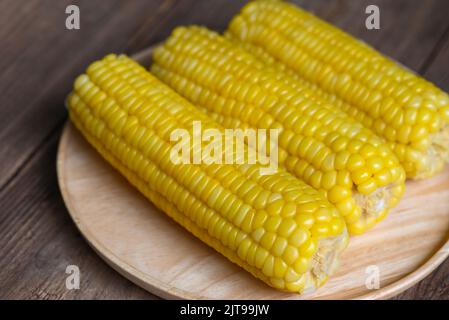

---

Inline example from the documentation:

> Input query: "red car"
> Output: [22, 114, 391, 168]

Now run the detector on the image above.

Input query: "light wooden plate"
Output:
[57, 47, 449, 300]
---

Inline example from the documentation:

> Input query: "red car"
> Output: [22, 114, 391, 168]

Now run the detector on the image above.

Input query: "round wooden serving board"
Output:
[57, 47, 449, 300]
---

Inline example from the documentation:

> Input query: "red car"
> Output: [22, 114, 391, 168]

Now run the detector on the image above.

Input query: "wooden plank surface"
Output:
[0, 0, 448, 299]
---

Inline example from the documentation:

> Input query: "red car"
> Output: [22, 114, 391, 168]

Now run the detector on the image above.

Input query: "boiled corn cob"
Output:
[151, 26, 406, 235]
[226, 0, 449, 179]
[67, 54, 349, 293]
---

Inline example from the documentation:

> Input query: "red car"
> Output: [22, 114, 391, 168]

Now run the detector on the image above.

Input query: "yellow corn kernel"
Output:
[293, 256, 311, 274]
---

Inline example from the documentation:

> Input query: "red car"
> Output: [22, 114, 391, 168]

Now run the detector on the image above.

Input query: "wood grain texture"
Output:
[1, 0, 449, 299]
[58, 122, 449, 299]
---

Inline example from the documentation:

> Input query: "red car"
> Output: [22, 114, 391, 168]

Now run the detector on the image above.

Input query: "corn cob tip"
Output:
[413, 124, 449, 179]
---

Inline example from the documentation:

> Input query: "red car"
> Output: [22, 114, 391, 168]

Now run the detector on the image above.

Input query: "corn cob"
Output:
[226, 0, 449, 179]
[151, 26, 406, 235]
[67, 54, 348, 293]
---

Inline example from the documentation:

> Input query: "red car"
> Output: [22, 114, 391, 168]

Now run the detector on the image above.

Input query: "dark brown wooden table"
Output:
[1, 0, 448, 300]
